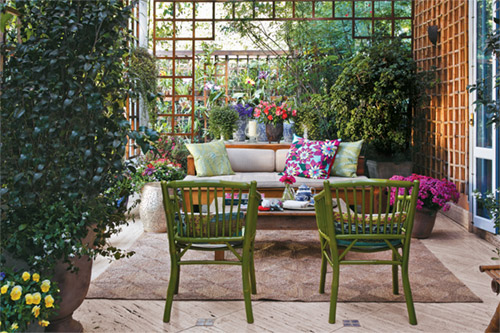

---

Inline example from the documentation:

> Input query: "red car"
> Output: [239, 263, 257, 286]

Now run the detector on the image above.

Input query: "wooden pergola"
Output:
[149, 0, 413, 140]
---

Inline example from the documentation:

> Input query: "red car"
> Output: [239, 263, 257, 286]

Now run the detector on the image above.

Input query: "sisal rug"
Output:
[87, 230, 481, 303]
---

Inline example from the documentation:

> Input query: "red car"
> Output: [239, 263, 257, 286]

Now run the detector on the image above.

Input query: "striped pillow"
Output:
[330, 140, 363, 177]
[186, 140, 235, 177]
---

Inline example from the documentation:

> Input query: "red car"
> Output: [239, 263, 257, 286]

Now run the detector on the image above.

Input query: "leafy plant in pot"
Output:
[207, 105, 239, 140]
[0, 1, 157, 331]
[330, 36, 432, 178]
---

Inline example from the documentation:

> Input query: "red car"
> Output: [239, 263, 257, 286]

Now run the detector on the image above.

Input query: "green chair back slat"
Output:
[161, 179, 260, 324]
[314, 178, 420, 325]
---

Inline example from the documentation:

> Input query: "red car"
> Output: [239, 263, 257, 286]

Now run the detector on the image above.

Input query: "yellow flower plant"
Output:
[0, 270, 59, 332]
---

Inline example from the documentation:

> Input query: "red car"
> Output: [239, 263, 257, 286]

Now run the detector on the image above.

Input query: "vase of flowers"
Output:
[232, 103, 254, 141]
[389, 174, 460, 238]
[254, 101, 297, 143]
[279, 174, 296, 201]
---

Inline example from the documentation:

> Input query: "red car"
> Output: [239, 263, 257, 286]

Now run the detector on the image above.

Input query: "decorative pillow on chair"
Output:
[185, 140, 235, 177]
[282, 135, 341, 179]
[330, 140, 363, 177]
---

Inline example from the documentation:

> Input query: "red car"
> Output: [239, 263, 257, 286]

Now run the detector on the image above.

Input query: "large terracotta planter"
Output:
[366, 160, 413, 178]
[47, 228, 95, 332]
[140, 182, 167, 233]
[47, 255, 92, 332]
[265, 123, 283, 143]
[412, 208, 437, 239]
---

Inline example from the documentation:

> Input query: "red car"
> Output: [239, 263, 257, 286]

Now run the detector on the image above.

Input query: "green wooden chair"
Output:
[314, 178, 420, 325]
[160, 179, 261, 324]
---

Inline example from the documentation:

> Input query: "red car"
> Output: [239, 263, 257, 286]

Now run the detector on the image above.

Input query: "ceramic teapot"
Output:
[294, 184, 315, 202]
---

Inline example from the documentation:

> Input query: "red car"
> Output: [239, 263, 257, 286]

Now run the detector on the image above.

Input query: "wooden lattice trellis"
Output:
[412, 0, 469, 194]
[152, 0, 413, 140]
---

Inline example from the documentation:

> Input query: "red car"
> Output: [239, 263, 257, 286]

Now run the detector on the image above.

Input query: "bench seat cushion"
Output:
[183, 172, 368, 188]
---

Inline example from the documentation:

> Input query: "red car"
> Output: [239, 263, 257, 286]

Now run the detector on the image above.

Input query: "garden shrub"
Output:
[0, 0, 155, 271]
[330, 37, 428, 158]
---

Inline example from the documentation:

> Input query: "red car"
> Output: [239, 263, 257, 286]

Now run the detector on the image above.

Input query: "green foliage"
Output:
[207, 105, 239, 140]
[128, 47, 158, 125]
[143, 135, 190, 171]
[0, 0, 149, 272]
[331, 37, 429, 157]
[130, 159, 186, 194]
[468, 17, 500, 127]
[294, 94, 336, 140]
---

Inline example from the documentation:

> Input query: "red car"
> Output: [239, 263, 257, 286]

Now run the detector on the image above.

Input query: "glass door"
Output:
[470, 0, 499, 233]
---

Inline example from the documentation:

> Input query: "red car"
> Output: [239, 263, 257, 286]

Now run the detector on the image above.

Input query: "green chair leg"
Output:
[401, 265, 417, 325]
[174, 265, 180, 294]
[242, 261, 254, 323]
[319, 243, 327, 294]
[328, 265, 340, 324]
[163, 262, 179, 323]
[392, 252, 399, 295]
[249, 252, 257, 294]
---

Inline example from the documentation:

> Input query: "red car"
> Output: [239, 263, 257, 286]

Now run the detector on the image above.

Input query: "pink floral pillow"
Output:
[283, 136, 341, 179]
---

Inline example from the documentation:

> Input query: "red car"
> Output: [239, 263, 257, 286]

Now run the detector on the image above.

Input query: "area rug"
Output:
[87, 230, 481, 303]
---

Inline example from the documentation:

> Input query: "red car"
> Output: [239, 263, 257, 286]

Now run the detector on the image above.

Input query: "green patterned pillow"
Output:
[186, 140, 235, 177]
[330, 140, 363, 177]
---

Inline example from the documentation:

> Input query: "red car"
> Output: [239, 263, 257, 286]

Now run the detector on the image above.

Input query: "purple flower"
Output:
[0, 272, 5, 281]
[232, 103, 254, 118]
[258, 71, 268, 80]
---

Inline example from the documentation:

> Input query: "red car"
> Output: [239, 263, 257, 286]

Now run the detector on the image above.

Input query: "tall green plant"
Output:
[129, 47, 158, 125]
[0, 0, 155, 272]
[331, 37, 429, 158]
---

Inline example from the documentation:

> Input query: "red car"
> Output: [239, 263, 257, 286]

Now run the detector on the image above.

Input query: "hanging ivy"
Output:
[129, 46, 158, 125]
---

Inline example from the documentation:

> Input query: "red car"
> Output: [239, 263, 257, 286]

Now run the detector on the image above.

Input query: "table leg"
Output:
[215, 250, 225, 260]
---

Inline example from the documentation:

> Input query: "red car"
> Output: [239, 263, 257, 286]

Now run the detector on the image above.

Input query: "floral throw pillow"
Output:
[282, 136, 341, 179]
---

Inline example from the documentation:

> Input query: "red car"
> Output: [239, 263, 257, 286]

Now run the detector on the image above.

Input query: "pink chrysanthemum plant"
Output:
[389, 174, 460, 214]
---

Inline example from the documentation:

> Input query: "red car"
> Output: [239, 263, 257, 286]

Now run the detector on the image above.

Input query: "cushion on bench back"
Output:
[275, 149, 289, 172]
[226, 148, 275, 172]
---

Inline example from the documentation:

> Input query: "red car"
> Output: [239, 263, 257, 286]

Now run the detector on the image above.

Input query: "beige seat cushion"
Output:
[183, 172, 368, 188]
[275, 149, 289, 173]
[226, 148, 275, 172]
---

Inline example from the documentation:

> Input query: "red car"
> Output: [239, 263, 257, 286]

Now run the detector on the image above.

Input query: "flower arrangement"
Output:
[131, 158, 186, 193]
[389, 174, 460, 213]
[279, 174, 296, 185]
[0, 270, 59, 332]
[279, 174, 296, 201]
[253, 101, 297, 125]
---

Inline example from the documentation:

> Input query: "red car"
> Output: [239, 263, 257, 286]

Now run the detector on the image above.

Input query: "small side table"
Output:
[479, 265, 500, 333]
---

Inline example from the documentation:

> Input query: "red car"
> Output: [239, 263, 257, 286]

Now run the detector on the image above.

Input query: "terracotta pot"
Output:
[140, 182, 167, 233]
[47, 228, 95, 332]
[412, 208, 437, 239]
[265, 123, 283, 143]
[47, 255, 92, 332]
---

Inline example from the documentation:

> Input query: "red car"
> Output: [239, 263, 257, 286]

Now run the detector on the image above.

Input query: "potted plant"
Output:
[330, 36, 431, 178]
[131, 158, 186, 233]
[0, 2, 157, 331]
[207, 105, 239, 140]
[253, 101, 297, 143]
[389, 174, 460, 238]
[0, 270, 59, 332]
[232, 103, 254, 141]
